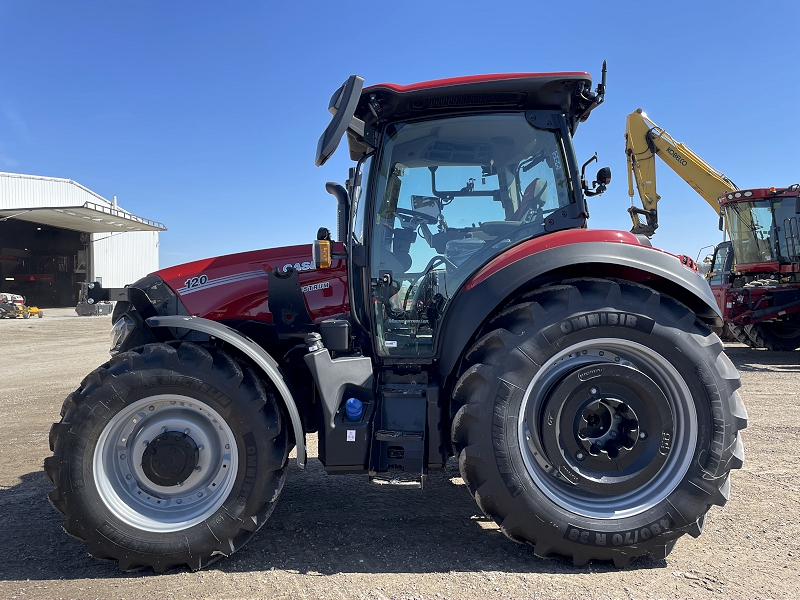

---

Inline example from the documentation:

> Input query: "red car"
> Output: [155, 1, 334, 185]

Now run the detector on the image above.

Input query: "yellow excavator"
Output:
[625, 109, 800, 350]
[624, 108, 737, 236]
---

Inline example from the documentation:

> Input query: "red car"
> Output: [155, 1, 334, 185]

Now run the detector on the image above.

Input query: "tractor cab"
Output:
[315, 71, 609, 360]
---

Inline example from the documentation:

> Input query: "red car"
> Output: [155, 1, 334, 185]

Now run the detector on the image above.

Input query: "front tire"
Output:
[45, 342, 289, 572]
[451, 279, 747, 567]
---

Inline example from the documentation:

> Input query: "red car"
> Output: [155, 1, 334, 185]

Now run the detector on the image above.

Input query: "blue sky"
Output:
[1, 0, 798, 267]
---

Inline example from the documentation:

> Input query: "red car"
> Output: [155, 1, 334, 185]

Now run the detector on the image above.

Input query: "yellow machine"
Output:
[624, 108, 737, 236]
[0, 293, 44, 319]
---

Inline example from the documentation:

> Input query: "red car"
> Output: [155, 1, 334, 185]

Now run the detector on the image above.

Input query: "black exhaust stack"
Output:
[326, 182, 349, 242]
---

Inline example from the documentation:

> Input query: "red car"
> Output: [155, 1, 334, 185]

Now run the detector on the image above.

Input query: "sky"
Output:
[1, 0, 798, 268]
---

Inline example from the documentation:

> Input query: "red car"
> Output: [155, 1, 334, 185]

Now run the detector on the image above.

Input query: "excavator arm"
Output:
[625, 108, 737, 236]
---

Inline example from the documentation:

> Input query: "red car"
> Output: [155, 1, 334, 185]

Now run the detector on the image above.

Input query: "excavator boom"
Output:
[625, 108, 737, 236]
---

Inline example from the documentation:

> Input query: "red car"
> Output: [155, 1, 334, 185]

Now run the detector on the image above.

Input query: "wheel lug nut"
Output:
[590, 388, 597, 395]
[198, 445, 205, 451]
[161, 427, 168, 433]
[610, 431, 618, 439]
[195, 466, 202, 472]
[184, 429, 190, 435]
[576, 452, 585, 461]
[639, 431, 647, 440]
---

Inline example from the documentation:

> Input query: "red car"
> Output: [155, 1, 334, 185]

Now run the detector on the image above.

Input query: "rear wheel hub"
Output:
[141, 432, 199, 487]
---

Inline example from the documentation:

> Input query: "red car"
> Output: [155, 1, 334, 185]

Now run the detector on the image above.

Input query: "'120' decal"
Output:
[184, 275, 208, 289]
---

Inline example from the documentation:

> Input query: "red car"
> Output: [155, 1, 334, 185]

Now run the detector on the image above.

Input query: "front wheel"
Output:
[451, 279, 747, 567]
[45, 342, 289, 572]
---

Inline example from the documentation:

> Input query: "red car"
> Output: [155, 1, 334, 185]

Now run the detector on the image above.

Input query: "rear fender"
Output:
[146, 315, 307, 469]
[437, 240, 722, 381]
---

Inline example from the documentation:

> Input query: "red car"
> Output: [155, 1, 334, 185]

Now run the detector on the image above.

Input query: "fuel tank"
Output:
[153, 243, 348, 323]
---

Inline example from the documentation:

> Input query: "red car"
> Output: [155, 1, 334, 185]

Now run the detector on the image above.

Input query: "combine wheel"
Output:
[726, 323, 759, 348]
[45, 342, 289, 572]
[743, 319, 800, 351]
[451, 278, 747, 567]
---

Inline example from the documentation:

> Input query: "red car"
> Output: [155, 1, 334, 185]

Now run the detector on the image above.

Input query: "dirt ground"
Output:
[0, 310, 797, 599]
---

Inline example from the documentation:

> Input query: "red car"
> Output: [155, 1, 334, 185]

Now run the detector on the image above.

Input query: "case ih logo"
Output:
[283, 261, 314, 273]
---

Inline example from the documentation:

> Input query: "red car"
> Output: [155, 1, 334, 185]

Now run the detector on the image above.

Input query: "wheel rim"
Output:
[517, 338, 697, 519]
[94, 394, 239, 532]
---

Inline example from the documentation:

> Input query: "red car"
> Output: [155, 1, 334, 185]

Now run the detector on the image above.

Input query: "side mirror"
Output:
[315, 75, 364, 167]
[580, 153, 611, 197]
[719, 214, 725, 231]
[796, 195, 800, 214]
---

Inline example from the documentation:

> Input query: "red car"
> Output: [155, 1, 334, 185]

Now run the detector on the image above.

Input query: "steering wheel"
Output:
[394, 207, 439, 226]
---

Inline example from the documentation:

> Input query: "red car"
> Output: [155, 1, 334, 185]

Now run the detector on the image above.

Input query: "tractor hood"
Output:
[152, 243, 348, 323]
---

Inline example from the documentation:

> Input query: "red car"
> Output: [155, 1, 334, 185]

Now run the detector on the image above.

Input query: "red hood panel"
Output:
[154, 243, 348, 323]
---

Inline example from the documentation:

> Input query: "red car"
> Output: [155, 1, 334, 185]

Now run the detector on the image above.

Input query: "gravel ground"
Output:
[0, 310, 797, 599]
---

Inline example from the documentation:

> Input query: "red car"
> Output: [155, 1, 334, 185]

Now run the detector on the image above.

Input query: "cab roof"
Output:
[719, 185, 800, 207]
[356, 72, 593, 127]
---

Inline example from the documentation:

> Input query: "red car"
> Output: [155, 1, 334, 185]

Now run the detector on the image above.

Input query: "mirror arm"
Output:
[580, 153, 598, 194]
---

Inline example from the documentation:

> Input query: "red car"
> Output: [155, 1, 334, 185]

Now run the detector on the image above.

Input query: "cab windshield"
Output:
[726, 200, 775, 264]
[368, 112, 573, 356]
[725, 197, 800, 265]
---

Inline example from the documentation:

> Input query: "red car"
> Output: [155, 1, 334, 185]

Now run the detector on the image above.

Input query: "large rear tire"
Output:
[45, 342, 289, 572]
[451, 279, 747, 567]
[743, 319, 800, 351]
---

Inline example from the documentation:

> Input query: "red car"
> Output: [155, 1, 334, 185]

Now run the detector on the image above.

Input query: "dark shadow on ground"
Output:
[724, 344, 800, 373]
[0, 459, 668, 581]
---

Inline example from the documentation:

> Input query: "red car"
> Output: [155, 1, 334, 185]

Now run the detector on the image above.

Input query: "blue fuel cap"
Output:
[345, 398, 363, 421]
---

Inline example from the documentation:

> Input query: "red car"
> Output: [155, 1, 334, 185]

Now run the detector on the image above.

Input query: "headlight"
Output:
[110, 315, 136, 355]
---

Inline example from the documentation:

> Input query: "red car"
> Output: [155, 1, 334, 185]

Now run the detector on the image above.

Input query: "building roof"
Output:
[0, 171, 166, 233]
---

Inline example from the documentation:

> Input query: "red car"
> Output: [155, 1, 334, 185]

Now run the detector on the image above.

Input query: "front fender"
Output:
[146, 315, 307, 469]
[437, 240, 721, 380]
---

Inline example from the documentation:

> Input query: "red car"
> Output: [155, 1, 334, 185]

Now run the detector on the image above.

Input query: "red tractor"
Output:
[46, 67, 746, 571]
[707, 185, 800, 350]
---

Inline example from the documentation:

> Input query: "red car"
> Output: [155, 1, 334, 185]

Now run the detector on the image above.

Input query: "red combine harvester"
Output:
[46, 66, 747, 571]
[707, 185, 800, 350]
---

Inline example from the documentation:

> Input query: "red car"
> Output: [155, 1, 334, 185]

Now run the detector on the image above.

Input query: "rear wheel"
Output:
[451, 279, 747, 566]
[744, 318, 800, 351]
[45, 342, 289, 572]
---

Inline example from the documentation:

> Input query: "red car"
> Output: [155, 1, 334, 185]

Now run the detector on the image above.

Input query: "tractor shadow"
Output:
[0, 460, 668, 581]
[724, 344, 800, 373]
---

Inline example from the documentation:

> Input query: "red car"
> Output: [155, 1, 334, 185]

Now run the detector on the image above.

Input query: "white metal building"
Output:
[0, 171, 165, 307]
